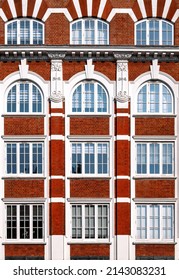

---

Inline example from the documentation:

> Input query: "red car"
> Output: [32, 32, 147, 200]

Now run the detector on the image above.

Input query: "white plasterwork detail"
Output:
[85, 59, 95, 79]
[50, 60, 64, 103]
[19, 59, 29, 79]
[150, 59, 160, 79]
[115, 61, 129, 103]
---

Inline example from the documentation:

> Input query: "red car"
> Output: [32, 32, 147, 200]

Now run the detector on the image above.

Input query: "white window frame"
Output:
[135, 19, 173, 45]
[71, 81, 109, 114]
[137, 82, 174, 114]
[6, 81, 43, 115]
[5, 142, 44, 177]
[71, 142, 109, 177]
[136, 142, 174, 176]
[5, 203, 44, 242]
[71, 203, 110, 242]
[70, 18, 109, 45]
[6, 19, 44, 45]
[136, 204, 174, 242]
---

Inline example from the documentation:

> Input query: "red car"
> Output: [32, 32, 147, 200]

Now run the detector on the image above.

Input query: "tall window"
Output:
[6, 19, 44, 45]
[72, 142, 109, 175]
[72, 204, 109, 240]
[71, 19, 109, 44]
[7, 82, 43, 114]
[72, 82, 108, 113]
[136, 204, 174, 240]
[137, 82, 173, 114]
[136, 19, 173, 45]
[6, 204, 44, 240]
[136, 142, 174, 175]
[6, 142, 43, 175]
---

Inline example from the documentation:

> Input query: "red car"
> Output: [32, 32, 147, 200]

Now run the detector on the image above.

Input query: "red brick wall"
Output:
[110, 14, 134, 45]
[50, 202, 65, 235]
[116, 180, 130, 198]
[70, 117, 109, 135]
[50, 140, 65, 176]
[136, 244, 174, 257]
[135, 118, 175, 135]
[115, 203, 130, 235]
[5, 244, 44, 257]
[45, 14, 69, 45]
[135, 180, 175, 198]
[50, 179, 65, 198]
[70, 179, 109, 198]
[50, 116, 65, 136]
[71, 244, 109, 257]
[4, 117, 44, 135]
[129, 62, 150, 81]
[5, 180, 44, 198]
[116, 140, 130, 176]
[29, 61, 50, 81]
[116, 117, 130, 135]
[0, 18, 4, 44]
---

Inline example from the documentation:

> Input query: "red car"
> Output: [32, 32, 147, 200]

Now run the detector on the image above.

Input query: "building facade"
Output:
[0, 0, 178, 260]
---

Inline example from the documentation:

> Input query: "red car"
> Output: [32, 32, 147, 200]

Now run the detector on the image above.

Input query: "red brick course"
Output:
[70, 179, 109, 198]
[135, 118, 175, 136]
[70, 117, 109, 135]
[115, 179, 130, 198]
[136, 244, 174, 257]
[50, 179, 65, 198]
[71, 244, 109, 257]
[115, 140, 130, 176]
[135, 180, 175, 198]
[5, 244, 44, 257]
[50, 140, 65, 176]
[5, 180, 44, 198]
[50, 116, 65, 136]
[4, 117, 44, 135]
[116, 116, 130, 135]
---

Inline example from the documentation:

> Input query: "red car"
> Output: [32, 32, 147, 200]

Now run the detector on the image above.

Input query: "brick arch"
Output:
[66, 0, 113, 21]
[132, 0, 177, 21]
[1, 0, 48, 20]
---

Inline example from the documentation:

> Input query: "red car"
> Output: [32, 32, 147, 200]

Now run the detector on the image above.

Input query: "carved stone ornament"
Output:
[114, 53, 132, 60]
[117, 62, 127, 72]
[51, 61, 62, 72]
[48, 52, 66, 59]
[115, 91, 130, 103]
[50, 91, 65, 103]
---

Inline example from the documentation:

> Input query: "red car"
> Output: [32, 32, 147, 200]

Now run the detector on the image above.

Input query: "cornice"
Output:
[0, 46, 178, 62]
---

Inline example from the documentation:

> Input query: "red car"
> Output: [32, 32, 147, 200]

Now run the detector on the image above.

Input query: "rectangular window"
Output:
[72, 204, 109, 241]
[6, 143, 43, 175]
[136, 142, 174, 175]
[71, 142, 109, 175]
[136, 204, 174, 241]
[6, 204, 44, 240]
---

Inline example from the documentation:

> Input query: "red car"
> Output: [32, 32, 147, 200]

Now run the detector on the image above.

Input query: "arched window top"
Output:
[6, 81, 43, 114]
[135, 19, 173, 45]
[71, 18, 109, 45]
[72, 81, 109, 114]
[137, 82, 174, 114]
[6, 19, 44, 45]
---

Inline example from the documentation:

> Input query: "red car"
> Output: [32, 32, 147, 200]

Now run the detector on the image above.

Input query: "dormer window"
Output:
[136, 19, 173, 45]
[6, 19, 44, 45]
[71, 18, 109, 45]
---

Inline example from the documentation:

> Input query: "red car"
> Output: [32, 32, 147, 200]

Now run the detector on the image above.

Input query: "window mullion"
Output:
[159, 205, 162, 240]
[82, 205, 85, 240]
[30, 143, 32, 175]
[17, 205, 20, 240]
[30, 205, 33, 240]
[147, 205, 149, 239]
[147, 143, 149, 175]
[95, 205, 98, 240]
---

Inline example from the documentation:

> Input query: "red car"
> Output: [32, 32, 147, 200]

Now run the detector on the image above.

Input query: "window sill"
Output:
[67, 176, 111, 179]
[2, 241, 46, 245]
[2, 176, 46, 180]
[68, 241, 111, 245]
[2, 114, 46, 117]
[133, 114, 176, 118]
[133, 176, 176, 180]
[133, 241, 176, 245]
[67, 114, 111, 117]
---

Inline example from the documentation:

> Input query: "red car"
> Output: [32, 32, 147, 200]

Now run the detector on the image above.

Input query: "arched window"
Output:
[136, 19, 173, 45]
[72, 82, 108, 113]
[137, 82, 173, 114]
[71, 18, 109, 45]
[6, 19, 44, 44]
[7, 82, 43, 113]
